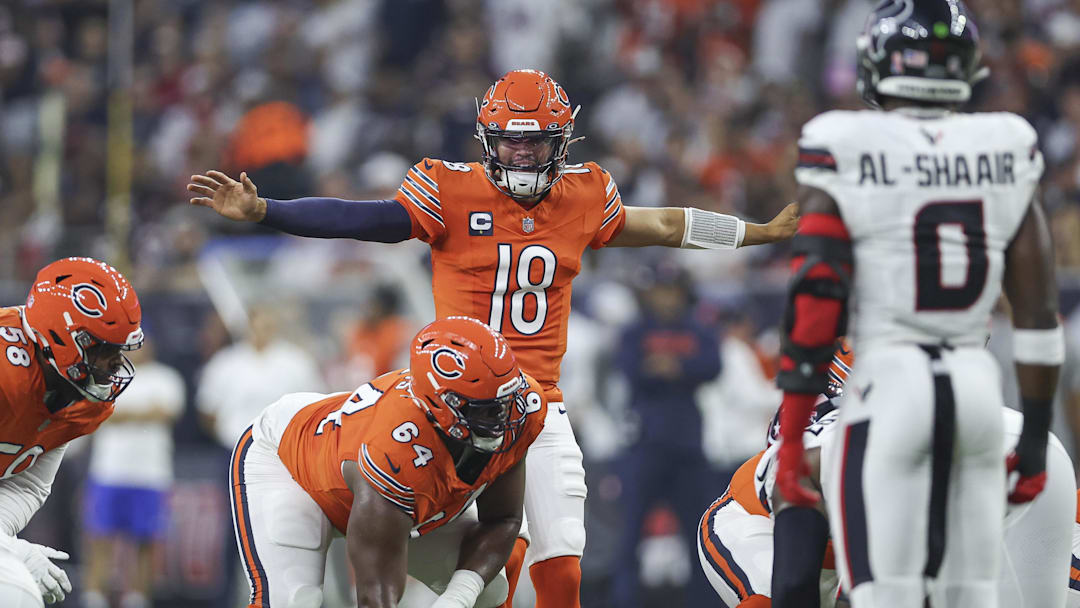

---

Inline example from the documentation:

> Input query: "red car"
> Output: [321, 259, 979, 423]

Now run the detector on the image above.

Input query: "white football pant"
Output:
[523, 403, 588, 565]
[0, 546, 43, 608]
[825, 345, 1005, 608]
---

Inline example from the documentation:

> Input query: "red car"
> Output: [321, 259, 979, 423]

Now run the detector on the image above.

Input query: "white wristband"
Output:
[430, 569, 485, 608]
[681, 207, 745, 250]
[1013, 325, 1065, 365]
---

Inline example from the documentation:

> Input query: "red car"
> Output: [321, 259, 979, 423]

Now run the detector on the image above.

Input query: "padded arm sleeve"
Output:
[260, 197, 413, 243]
[0, 444, 67, 536]
[777, 213, 853, 396]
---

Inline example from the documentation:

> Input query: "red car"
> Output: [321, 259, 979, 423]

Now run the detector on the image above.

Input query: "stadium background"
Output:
[2, 0, 1080, 606]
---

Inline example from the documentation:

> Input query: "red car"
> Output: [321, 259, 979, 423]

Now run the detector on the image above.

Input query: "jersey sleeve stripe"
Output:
[604, 189, 620, 213]
[357, 457, 415, 506]
[398, 186, 445, 227]
[604, 175, 616, 196]
[358, 464, 416, 516]
[797, 146, 838, 171]
[360, 445, 415, 498]
[404, 175, 442, 209]
[601, 201, 623, 230]
[410, 166, 439, 193]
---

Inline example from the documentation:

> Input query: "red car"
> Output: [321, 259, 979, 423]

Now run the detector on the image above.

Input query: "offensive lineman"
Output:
[189, 68, 798, 607]
[772, 1, 1061, 607]
[0, 257, 143, 605]
[230, 316, 546, 607]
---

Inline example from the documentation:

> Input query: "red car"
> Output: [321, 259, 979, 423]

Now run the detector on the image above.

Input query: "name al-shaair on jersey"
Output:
[795, 110, 1044, 349]
[394, 159, 626, 402]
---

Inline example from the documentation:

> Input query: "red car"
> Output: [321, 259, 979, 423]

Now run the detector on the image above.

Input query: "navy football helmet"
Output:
[856, 0, 987, 108]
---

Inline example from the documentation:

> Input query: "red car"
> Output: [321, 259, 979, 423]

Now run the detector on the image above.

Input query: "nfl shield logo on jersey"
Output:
[522, 217, 535, 233]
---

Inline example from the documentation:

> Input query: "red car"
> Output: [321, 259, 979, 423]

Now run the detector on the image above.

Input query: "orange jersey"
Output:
[0, 307, 114, 478]
[394, 159, 626, 401]
[278, 369, 547, 535]
[724, 450, 771, 517]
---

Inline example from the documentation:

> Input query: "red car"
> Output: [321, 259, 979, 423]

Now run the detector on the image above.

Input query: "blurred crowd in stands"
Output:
[4, 0, 1080, 606]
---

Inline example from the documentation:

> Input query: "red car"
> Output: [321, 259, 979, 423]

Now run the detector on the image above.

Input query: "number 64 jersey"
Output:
[276, 369, 547, 537]
[795, 110, 1044, 348]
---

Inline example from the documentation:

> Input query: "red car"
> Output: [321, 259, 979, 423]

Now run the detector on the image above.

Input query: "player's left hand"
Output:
[1005, 451, 1047, 504]
[776, 438, 820, 507]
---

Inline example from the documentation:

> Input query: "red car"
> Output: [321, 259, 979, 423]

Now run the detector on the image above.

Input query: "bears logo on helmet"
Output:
[409, 317, 530, 453]
[71, 284, 108, 318]
[22, 258, 142, 403]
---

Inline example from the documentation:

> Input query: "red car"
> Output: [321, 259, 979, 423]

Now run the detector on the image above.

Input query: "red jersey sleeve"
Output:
[356, 441, 418, 521]
[589, 166, 626, 249]
[394, 159, 447, 244]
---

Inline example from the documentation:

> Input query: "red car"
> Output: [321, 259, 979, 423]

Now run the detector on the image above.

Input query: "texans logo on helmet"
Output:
[71, 283, 108, 318]
[431, 347, 466, 379]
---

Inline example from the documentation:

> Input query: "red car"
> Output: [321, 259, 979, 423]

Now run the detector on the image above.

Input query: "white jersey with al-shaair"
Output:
[795, 109, 1044, 351]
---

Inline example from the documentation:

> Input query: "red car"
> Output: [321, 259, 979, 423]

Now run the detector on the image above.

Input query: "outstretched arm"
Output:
[605, 203, 798, 248]
[342, 460, 414, 608]
[1002, 196, 1061, 503]
[188, 171, 413, 242]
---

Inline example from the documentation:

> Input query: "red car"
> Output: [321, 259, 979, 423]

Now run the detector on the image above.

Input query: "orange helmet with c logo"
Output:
[22, 257, 142, 402]
[409, 316, 530, 453]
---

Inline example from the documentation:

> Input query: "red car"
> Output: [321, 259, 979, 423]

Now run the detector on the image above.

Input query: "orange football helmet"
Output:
[825, 337, 854, 399]
[22, 257, 143, 402]
[409, 316, 529, 453]
[475, 69, 577, 200]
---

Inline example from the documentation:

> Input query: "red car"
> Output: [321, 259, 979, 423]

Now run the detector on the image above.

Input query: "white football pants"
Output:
[523, 402, 588, 565]
[825, 345, 1006, 608]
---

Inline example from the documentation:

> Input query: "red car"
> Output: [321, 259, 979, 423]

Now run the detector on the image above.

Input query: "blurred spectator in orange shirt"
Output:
[346, 284, 412, 378]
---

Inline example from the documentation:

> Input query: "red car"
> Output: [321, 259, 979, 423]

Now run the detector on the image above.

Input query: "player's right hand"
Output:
[1005, 451, 1047, 504]
[776, 439, 821, 507]
[188, 170, 266, 222]
[6, 538, 72, 604]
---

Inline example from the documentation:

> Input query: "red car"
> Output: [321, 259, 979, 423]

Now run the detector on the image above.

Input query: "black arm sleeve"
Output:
[260, 197, 413, 243]
[772, 506, 830, 608]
